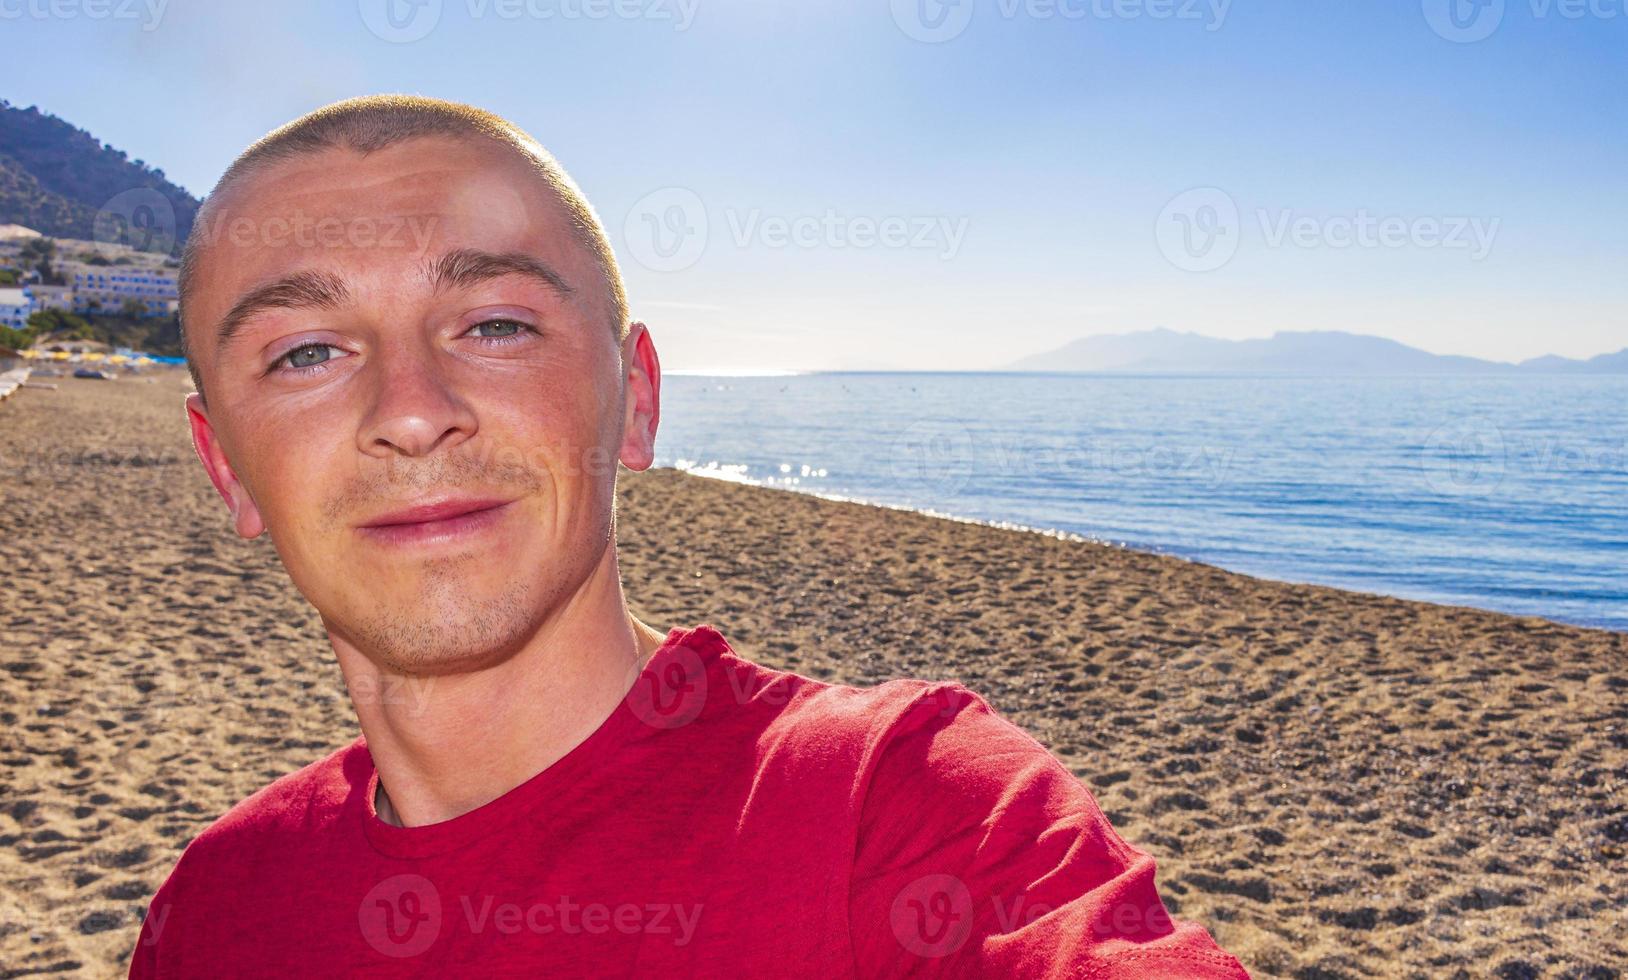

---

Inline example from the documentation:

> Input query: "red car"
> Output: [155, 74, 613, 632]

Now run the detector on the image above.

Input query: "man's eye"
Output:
[279, 344, 344, 370]
[467, 319, 528, 339]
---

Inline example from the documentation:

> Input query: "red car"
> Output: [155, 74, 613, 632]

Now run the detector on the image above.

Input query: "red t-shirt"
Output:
[130, 624, 1248, 977]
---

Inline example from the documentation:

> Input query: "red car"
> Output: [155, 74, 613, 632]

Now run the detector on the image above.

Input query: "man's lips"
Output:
[357, 497, 516, 546]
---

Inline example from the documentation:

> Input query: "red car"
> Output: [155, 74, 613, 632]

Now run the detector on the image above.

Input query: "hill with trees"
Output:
[0, 100, 200, 254]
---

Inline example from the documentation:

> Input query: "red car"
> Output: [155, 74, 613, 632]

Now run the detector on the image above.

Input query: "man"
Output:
[130, 95, 1248, 977]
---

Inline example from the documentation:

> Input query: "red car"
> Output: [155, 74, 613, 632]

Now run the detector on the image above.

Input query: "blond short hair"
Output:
[177, 94, 628, 394]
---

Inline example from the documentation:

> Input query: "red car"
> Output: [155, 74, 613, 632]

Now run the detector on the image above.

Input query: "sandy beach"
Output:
[0, 371, 1623, 978]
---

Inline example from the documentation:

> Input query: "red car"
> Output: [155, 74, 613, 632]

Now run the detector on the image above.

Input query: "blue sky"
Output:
[1, 0, 1624, 371]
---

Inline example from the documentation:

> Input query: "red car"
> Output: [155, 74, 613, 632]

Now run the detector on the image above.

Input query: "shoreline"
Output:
[665, 460, 1627, 638]
[1, 373, 1624, 977]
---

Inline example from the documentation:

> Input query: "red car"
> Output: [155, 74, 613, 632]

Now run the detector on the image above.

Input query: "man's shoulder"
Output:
[702, 627, 1005, 769]
[709, 630, 1093, 818]
[709, 628, 934, 706]
[176, 736, 367, 869]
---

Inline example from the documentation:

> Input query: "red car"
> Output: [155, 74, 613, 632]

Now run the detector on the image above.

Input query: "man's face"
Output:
[184, 136, 657, 675]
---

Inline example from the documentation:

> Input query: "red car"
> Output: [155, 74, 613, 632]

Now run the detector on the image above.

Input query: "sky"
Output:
[1, 0, 1624, 372]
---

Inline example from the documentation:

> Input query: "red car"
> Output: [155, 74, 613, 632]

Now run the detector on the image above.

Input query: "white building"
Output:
[59, 261, 179, 317]
[26, 284, 73, 312]
[0, 287, 31, 330]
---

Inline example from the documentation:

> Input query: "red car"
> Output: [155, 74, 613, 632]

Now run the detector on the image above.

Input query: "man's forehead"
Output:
[207, 139, 568, 240]
[191, 141, 590, 299]
[237, 137, 546, 202]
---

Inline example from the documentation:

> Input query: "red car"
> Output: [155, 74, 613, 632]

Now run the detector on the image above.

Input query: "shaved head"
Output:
[178, 94, 628, 397]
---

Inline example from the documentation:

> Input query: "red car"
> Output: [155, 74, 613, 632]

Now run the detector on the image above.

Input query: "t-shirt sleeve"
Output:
[847, 683, 1250, 978]
[127, 871, 175, 979]
[127, 836, 206, 980]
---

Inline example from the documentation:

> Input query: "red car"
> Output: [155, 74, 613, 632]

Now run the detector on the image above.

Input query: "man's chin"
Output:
[342, 584, 541, 677]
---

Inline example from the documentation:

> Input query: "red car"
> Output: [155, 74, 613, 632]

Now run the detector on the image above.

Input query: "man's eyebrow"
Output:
[217, 271, 352, 349]
[428, 248, 575, 299]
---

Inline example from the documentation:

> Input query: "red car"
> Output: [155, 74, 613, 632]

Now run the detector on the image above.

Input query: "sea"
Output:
[655, 372, 1628, 633]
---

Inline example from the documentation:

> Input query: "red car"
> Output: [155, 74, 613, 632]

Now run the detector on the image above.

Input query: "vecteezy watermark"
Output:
[996, 0, 1231, 27]
[368, 440, 620, 495]
[1258, 209, 1500, 261]
[1157, 187, 1501, 272]
[623, 187, 709, 273]
[889, 873, 1181, 959]
[888, 418, 1237, 497]
[618, 642, 986, 732]
[1423, 0, 1626, 41]
[1418, 416, 1625, 497]
[103, 661, 436, 724]
[188, 209, 440, 253]
[1422, 0, 1506, 41]
[891, 0, 977, 41]
[95, 188, 177, 255]
[891, 874, 975, 957]
[464, 0, 698, 29]
[0, 447, 185, 474]
[1155, 187, 1240, 273]
[360, 874, 444, 957]
[358, 0, 697, 42]
[726, 210, 969, 262]
[622, 640, 710, 729]
[620, 638, 827, 730]
[889, 419, 978, 497]
[623, 188, 969, 272]
[358, 0, 442, 40]
[1421, 416, 1507, 496]
[892, 0, 1230, 43]
[0, 0, 166, 30]
[459, 894, 702, 946]
[358, 874, 702, 957]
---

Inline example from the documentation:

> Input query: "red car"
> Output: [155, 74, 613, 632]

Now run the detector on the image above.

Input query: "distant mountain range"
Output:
[0, 99, 200, 252]
[1007, 328, 1628, 374]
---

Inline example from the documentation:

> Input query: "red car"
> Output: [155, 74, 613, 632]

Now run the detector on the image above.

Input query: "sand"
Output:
[0, 371, 1623, 979]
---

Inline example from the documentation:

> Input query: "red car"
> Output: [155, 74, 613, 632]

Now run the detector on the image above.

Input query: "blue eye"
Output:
[278, 344, 345, 370]
[468, 319, 528, 339]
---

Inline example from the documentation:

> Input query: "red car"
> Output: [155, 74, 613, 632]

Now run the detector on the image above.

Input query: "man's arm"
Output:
[847, 683, 1250, 978]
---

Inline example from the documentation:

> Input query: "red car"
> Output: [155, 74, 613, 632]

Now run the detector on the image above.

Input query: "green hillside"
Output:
[0, 99, 200, 254]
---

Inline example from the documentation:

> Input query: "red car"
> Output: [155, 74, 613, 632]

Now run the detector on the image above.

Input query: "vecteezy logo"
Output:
[890, 873, 974, 958]
[623, 187, 708, 273]
[891, 0, 975, 42]
[358, 874, 442, 958]
[358, 0, 443, 43]
[94, 189, 176, 255]
[1422, 0, 1505, 42]
[624, 643, 708, 729]
[1155, 187, 1240, 273]
[888, 419, 976, 497]
[1421, 416, 1507, 496]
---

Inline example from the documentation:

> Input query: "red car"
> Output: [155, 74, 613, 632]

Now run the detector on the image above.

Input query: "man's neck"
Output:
[332, 549, 667, 829]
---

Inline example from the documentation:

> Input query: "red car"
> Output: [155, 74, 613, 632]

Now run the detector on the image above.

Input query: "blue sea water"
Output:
[654, 372, 1628, 633]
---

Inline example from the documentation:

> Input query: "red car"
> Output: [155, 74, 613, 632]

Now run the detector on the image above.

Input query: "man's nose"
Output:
[357, 343, 478, 458]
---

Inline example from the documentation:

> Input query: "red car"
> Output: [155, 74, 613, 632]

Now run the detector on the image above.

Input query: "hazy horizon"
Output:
[671, 325, 1628, 375]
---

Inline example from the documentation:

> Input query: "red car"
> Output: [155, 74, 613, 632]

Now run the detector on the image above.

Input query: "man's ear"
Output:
[185, 392, 266, 539]
[617, 321, 661, 472]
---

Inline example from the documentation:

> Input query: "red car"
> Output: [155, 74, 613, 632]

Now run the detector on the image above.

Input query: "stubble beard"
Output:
[352, 553, 547, 676]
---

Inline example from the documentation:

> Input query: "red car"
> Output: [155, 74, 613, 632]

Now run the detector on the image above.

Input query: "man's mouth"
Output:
[357, 497, 516, 547]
